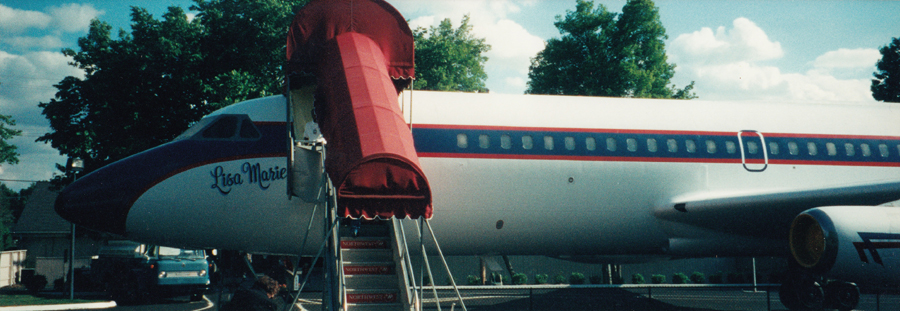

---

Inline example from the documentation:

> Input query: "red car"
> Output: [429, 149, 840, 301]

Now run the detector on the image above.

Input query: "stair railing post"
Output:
[415, 219, 442, 311]
[424, 219, 468, 311]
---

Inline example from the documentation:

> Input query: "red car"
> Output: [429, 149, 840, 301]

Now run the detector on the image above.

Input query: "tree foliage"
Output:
[0, 183, 33, 251]
[413, 15, 491, 92]
[38, 0, 307, 176]
[0, 112, 22, 166]
[872, 37, 900, 103]
[527, 0, 695, 99]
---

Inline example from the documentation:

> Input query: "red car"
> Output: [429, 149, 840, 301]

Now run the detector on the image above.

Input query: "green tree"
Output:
[0, 183, 33, 251]
[526, 0, 695, 99]
[0, 113, 22, 166]
[413, 15, 491, 92]
[38, 0, 307, 177]
[872, 37, 900, 103]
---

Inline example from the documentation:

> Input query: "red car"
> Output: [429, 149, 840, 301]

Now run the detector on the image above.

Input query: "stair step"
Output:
[340, 238, 390, 249]
[339, 222, 390, 238]
[343, 264, 394, 275]
[346, 291, 399, 304]
[342, 249, 393, 262]
[344, 274, 397, 289]
[345, 302, 404, 311]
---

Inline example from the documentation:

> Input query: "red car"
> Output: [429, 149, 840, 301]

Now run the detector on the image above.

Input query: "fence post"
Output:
[529, 287, 533, 311]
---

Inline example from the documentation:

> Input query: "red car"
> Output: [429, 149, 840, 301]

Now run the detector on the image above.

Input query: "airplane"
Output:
[53, 0, 900, 310]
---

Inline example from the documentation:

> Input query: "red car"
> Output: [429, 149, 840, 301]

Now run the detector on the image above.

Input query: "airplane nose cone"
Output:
[55, 166, 133, 236]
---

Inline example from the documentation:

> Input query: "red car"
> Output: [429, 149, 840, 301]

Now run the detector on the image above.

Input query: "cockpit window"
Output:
[175, 114, 261, 141]
[240, 119, 260, 139]
[203, 116, 239, 139]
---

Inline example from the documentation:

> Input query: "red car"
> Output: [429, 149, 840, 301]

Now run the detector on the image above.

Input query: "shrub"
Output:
[569, 273, 586, 285]
[650, 274, 666, 284]
[534, 274, 549, 284]
[24, 274, 47, 294]
[553, 274, 567, 284]
[672, 273, 688, 284]
[690, 272, 706, 284]
[466, 275, 481, 285]
[727, 272, 744, 284]
[511, 273, 528, 285]
[631, 273, 645, 284]
[708, 271, 723, 284]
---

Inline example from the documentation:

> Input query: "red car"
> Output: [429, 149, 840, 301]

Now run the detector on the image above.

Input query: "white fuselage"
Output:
[110, 91, 900, 261]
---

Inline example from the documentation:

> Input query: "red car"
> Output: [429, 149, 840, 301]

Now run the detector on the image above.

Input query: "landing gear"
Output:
[824, 281, 859, 311]
[779, 274, 823, 311]
[779, 272, 859, 311]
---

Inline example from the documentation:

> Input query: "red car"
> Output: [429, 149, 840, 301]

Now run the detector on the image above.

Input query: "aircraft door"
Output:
[738, 130, 767, 172]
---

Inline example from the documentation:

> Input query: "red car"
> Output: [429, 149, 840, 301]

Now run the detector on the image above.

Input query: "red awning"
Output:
[286, 1, 431, 219]
[286, 0, 414, 88]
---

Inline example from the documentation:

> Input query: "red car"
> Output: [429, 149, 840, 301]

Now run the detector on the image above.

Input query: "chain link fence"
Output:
[410, 284, 900, 311]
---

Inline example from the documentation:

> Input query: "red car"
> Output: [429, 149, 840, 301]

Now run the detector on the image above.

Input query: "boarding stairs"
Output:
[339, 220, 406, 311]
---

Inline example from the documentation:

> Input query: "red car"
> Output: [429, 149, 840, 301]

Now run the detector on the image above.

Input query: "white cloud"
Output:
[3, 35, 65, 50]
[392, 0, 543, 94]
[812, 48, 881, 69]
[670, 17, 783, 66]
[0, 4, 52, 34]
[0, 49, 79, 190]
[669, 17, 873, 103]
[48, 3, 103, 33]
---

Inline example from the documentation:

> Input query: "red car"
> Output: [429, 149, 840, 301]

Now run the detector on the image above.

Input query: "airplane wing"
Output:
[655, 179, 900, 240]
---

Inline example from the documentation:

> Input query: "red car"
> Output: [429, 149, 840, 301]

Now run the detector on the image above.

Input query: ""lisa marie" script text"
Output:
[210, 162, 287, 195]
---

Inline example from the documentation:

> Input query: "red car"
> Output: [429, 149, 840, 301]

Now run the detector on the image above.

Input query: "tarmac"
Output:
[0, 291, 117, 311]
[0, 301, 116, 311]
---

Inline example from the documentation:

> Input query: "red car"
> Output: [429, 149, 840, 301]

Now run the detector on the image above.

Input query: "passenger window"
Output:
[203, 115, 238, 139]
[479, 134, 490, 149]
[522, 135, 533, 150]
[861, 143, 871, 157]
[457, 134, 468, 148]
[544, 136, 554, 150]
[826, 142, 837, 156]
[725, 141, 736, 154]
[239, 119, 261, 139]
[787, 142, 798, 155]
[667, 139, 678, 153]
[746, 141, 759, 154]
[501, 135, 511, 150]
[768, 142, 779, 155]
[807, 142, 818, 156]
[647, 138, 658, 152]
[627, 138, 637, 152]
[685, 140, 697, 153]
[586, 137, 596, 151]
[845, 143, 855, 156]
[879, 144, 889, 157]
[706, 140, 717, 154]
[606, 138, 617, 152]
[565, 137, 575, 151]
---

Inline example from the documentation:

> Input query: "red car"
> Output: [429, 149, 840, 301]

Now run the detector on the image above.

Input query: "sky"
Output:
[1, 0, 898, 191]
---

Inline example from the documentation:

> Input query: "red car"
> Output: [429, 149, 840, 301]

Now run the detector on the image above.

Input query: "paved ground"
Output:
[6, 286, 900, 311]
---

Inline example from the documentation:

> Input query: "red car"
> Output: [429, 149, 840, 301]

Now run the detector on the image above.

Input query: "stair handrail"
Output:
[394, 218, 421, 310]
[424, 219, 467, 311]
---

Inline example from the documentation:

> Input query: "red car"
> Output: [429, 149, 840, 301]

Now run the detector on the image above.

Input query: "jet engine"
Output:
[789, 205, 900, 286]
[782, 206, 900, 311]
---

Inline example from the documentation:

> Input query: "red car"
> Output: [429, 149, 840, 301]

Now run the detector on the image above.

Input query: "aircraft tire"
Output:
[779, 275, 824, 311]
[824, 281, 859, 311]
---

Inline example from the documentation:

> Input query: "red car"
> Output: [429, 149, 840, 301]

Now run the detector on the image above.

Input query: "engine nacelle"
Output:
[789, 206, 900, 286]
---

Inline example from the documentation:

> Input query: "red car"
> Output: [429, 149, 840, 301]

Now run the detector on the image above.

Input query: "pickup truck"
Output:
[91, 240, 210, 304]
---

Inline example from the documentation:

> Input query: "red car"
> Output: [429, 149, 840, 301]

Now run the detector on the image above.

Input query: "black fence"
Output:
[410, 284, 900, 311]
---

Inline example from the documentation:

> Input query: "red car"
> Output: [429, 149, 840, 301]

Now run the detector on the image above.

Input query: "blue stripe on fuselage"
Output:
[411, 126, 900, 166]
